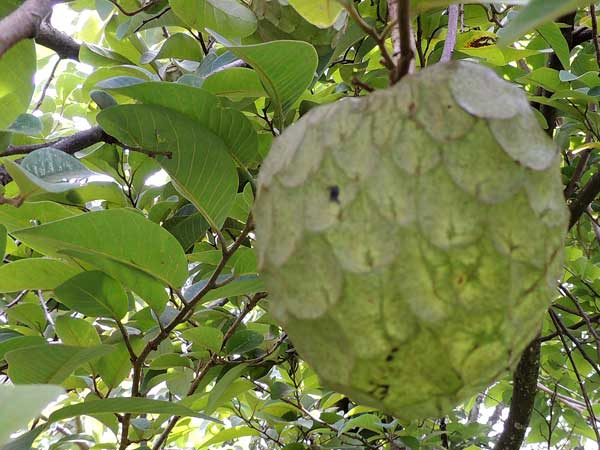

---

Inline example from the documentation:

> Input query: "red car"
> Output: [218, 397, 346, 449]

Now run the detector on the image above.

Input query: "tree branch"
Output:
[36, 19, 80, 60]
[391, 0, 414, 82]
[440, 5, 459, 63]
[387, 0, 401, 61]
[590, 4, 600, 68]
[569, 171, 600, 229]
[0, 126, 115, 158]
[573, 26, 596, 48]
[493, 339, 541, 450]
[0, 0, 64, 58]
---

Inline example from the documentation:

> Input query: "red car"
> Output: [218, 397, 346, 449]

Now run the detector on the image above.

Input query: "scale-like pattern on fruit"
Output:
[254, 61, 568, 420]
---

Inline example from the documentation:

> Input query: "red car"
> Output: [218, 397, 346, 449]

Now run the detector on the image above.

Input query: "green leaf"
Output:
[150, 353, 192, 369]
[97, 105, 238, 228]
[54, 316, 101, 347]
[79, 43, 133, 67]
[96, 341, 139, 388]
[0, 258, 82, 293]
[3, 148, 127, 206]
[209, 34, 318, 118]
[537, 22, 571, 70]
[200, 426, 259, 447]
[170, 0, 257, 39]
[181, 326, 223, 353]
[55, 271, 128, 319]
[140, 33, 204, 64]
[6, 114, 43, 136]
[48, 397, 219, 423]
[200, 67, 267, 101]
[116, 8, 185, 38]
[163, 206, 210, 251]
[82, 65, 154, 97]
[0, 201, 80, 232]
[287, 0, 344, 28]
[206, 364, 247, 414]
[6, 303, 46, 333]
[340, 413, 384, 434]
[6, 344, 112, 384]
[97, 79, 260, 166]
[498, 0, 584, 45]
[12, 209, 188, 311]
[0, 385, 64, 446]
[1, 426, 46, 450]
[0, 36, 35, 129]
[518, 67, 567, 92]
[0, 336, 46, 360]
[270, 381, 293, 400]
[225, 330, 264, 354]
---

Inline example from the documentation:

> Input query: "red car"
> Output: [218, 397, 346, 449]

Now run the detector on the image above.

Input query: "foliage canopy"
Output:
[1, 1, 600, 450]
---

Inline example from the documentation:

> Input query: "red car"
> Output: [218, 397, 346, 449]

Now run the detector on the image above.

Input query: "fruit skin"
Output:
[253, 61, 569, 421]
[250, 0, 345, 55]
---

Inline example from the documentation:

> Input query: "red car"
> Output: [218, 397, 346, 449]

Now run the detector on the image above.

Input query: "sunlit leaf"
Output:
[3, 148, 127, 207]
[6, 344, 113, 384]
[170, 0, 257, 38]
[97, 104, 238, 228]
[55, 271, 129, 319]
[12, 209, 188, 311]
[0, 385, 64, 446]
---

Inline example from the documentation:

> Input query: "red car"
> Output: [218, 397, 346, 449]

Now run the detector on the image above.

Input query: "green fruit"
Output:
[254, 61, 568, 420]
[250, 0, 345, 55]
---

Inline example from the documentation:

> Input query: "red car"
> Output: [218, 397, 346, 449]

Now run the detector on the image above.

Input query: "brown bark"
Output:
[0, 0, 64, 58]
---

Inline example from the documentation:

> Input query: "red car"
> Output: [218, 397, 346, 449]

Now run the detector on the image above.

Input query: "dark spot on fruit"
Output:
[328, 185, 340, 203]
[386, 347, 399, 362]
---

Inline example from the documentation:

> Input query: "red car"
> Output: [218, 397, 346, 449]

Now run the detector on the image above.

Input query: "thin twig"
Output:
[550, 310, 600, 445]
[591, 4, 600, 70]
[341, 1, 395, 71]
[6, 290, 29, 308]
[37, 290, 54, 328]
[133, 7, 171, 34]
[416, 15, 425, 67]
[559, 283, 600, 363]
[120, 216, 255, 450]
[440, 5, 459, 63]
[34, 56, 61, 111]
[150, 292, 266, 450]
[116, 320, 137, 362]
[537, 383, 585, 412]
[550, 309, 600, 381]
[387, 0, 401, 61]
[108, 0, 160, 16]
[587, 207, 600, 246]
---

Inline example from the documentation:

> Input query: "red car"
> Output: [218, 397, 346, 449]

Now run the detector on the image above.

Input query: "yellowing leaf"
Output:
[288, 0, 344, 28]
